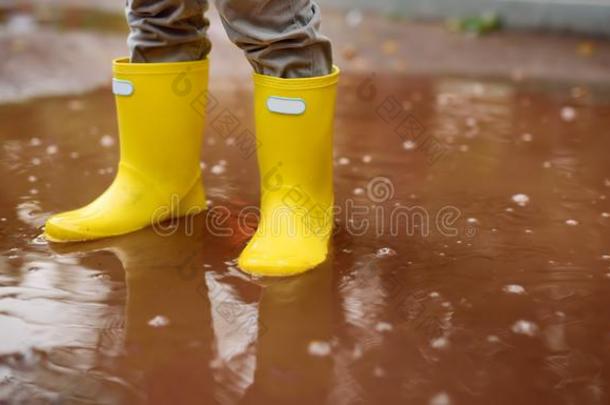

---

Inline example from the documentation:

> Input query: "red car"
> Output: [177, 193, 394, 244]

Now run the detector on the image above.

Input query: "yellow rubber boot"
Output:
[44, 57, 209, 242]
[238, 67, 340, 277]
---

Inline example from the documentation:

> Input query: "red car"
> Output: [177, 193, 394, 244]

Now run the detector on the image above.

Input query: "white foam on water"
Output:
[100, 135, 115, 147]
[375, 322, 393, 332]
[403, 140, 416, 150]
[338, 157, 350, 165]
[503, 284, 526, 294]
[376, 247, 396, 257]
[560, 106, 576, 122]
[430, 336, 449, 349]
[308, 340, 331, 357]
[511, 193, 530, 206]
[211, 164, 226, 175]
[511, 320, 539, 336]
[148, 315, 170, 328]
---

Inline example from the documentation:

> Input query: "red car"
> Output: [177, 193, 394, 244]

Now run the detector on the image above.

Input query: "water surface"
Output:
[1, 74, 610, 404]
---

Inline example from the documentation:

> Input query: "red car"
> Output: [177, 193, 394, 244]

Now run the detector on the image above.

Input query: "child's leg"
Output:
[44, 1, 211, 242]
[215, 0, 332, 78]
[217, 0, 339, 276]
[127, 0, 211, 62]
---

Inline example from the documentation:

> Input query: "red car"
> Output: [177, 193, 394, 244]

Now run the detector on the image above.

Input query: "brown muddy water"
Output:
[1, 73, 610, 405]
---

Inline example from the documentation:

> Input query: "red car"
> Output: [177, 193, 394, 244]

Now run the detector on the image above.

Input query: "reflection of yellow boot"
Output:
[238, 67, 340, 277]
[44, 58, 209, 242]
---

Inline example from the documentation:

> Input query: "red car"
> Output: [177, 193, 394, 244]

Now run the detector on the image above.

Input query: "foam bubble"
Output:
[148, 315, 170, 328]
[511, 193, 530, 206]
[503, 284, 526, 294]
[308, 340, 331, 357]
[511, 320, 538, 336]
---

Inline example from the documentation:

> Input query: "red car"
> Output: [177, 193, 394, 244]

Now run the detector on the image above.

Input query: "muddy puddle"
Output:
[1, 73, 610, 404]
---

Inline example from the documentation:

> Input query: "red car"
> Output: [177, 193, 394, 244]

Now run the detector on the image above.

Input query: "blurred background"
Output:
[1, 0, 609, 102]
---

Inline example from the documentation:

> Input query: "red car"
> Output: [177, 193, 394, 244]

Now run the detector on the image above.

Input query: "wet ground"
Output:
[2, 3, 610, 405]
[2, 71, 610, 404]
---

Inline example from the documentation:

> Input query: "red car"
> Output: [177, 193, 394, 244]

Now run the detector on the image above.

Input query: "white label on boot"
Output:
[266, 96, 306, 115]
[112, 79, 134, 96]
